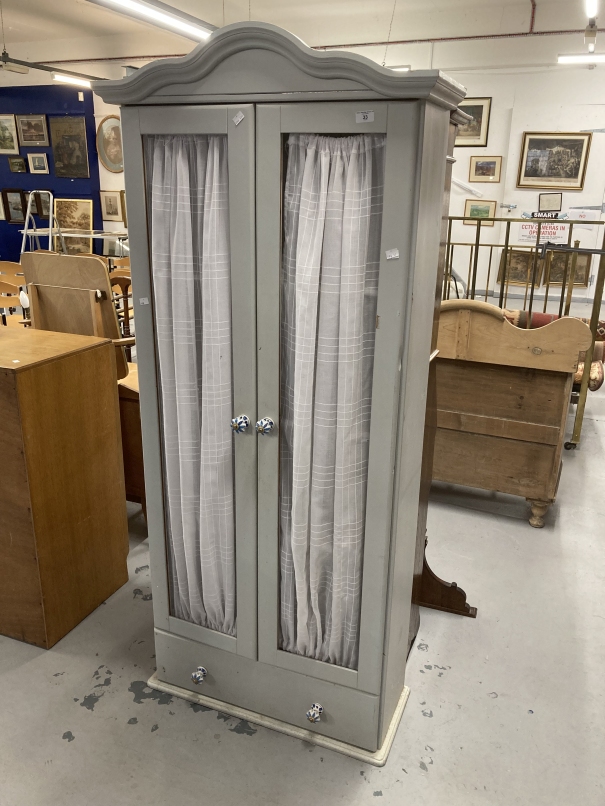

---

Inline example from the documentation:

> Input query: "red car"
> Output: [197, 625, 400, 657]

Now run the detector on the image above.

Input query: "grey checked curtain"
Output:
[144, 134, 236, 636]
[279, 133, 386, 669]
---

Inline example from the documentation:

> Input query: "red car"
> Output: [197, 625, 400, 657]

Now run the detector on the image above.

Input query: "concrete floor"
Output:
[1, 403, 604, 806]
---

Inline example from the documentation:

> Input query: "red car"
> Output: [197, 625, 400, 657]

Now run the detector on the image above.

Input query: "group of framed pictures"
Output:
[0, 112, 124, 178]
[456, 96, 592, 191]
[498, 248, 592, 288]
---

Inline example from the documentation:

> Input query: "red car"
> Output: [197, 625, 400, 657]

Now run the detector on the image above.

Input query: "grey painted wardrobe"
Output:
[95, 22, 466, 761]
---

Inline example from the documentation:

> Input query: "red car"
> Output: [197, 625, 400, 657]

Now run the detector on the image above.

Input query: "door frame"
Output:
[255, 101, 421, 693]
[121, 104, 258, 660]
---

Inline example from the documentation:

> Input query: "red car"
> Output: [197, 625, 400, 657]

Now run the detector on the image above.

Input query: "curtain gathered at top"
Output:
[144, 134, 236, 636]
[279, 133, 387, 670]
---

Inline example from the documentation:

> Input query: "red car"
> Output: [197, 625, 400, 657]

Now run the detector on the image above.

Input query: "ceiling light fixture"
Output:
[586, 0, 598, 18]
[558, 52, 605, 63]
[85, 0, 216, 42]
[52, 72, 93, 88]
[389, 64, 411, 71]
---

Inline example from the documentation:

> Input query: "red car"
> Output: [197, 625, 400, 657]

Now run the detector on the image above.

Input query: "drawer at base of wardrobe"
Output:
[154, 628, 381, 752]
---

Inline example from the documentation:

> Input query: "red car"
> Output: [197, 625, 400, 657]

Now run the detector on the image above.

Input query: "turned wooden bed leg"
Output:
[528, 499, 550, 528]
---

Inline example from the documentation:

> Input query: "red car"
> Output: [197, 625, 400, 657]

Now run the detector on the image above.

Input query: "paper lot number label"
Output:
[356, 110, 375, 123]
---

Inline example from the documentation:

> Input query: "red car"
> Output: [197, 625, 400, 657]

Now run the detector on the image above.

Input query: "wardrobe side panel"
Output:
[378, 102, 450, 744]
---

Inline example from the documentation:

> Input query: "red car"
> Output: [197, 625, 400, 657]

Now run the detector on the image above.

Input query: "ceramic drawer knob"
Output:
[306, 703, 324, 723]
[191, 666, 208, 685]
[256, 417, 275, 435]
[231, 415, 251, 434]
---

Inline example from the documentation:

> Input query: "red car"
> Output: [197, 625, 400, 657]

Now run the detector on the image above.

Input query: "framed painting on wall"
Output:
[1, 189, 27, 224]
[517, 132, 592, 190]
[100, 190, 123, 222]
[27, 153, 49, 174]
[545, 250, 591, 287]
[49, 116, 90, 179]
[32, 191, 51, 220]
[96, 115, 124, 173]
[463, 198, 497, 226]
[469, 156, 502, 183]
[53, 198, 93, 254]
[498, 248, 543, 286]
[16, 114, 49, 147]
[0, 115, 19, 155]
[120, 190, 127, 226]
[8, 156, 27, 173]
[455, 98, 491, 147]
[539, 192, 563, 212]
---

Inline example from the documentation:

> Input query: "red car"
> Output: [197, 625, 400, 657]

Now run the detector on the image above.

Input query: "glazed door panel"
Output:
[256, 102, 421, 693]
[122, 104, 257, 659]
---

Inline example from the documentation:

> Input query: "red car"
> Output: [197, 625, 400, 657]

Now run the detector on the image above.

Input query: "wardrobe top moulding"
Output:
[93, 21, 466, 108]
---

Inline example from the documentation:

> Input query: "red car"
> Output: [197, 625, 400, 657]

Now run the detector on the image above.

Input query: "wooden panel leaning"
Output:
[21, 252, 129, 379]
[433, 299, 592, 527]
[0, 328, 129, 648]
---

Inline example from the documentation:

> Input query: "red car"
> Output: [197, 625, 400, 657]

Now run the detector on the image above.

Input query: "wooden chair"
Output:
[110, 271, 134, 360]
[0, 281, 20, 315]
[21, 252, 145, 516]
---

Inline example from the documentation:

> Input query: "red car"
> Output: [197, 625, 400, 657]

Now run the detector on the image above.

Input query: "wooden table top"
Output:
[0, 327, 110, 372]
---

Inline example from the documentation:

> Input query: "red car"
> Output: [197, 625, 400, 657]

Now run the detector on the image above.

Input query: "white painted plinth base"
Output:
[147, 672, 410, 766]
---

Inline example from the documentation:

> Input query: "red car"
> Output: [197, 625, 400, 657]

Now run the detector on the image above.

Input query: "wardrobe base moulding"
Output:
[147, 672, 410, 767]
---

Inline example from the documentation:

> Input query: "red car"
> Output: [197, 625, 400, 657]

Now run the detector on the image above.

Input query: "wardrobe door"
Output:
[122, 105, 257, 660]
[256, 102, 422, 692]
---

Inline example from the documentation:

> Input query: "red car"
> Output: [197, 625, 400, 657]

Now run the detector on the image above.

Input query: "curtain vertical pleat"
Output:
[280, 133, 386, 669]
[144, 134, 236, 636]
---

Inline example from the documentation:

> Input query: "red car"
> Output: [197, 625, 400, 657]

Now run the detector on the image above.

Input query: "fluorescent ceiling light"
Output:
[558, 52, 605, 63]
[586, 0, 598, 18]
[389, 64, 411, 71]
[0, 61, 29, 74]
[85, 0, 215, 41]
[52, 72, 93, 88]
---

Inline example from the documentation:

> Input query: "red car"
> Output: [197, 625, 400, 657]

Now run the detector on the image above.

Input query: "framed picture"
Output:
[517, 132, 592, 190]
[539, 192, 563, 213]
[8, 156, 27, 173]
[15, 114, 49, 147]
[96, 115, 124, 173]
[1, 189, 27, 224]
[498, 248, 543, 286]
[100, 190, 123, 222]
[463, 198, 497, 226]
[120, 189, 128, 226]
[27, 153, 49, 174]
[53, 198, 93, 254]
[545, 250, 591, 287]
[455, 98, 491, 147]
[49, 116, 89, 179]
[469, 156, 502, 183]
[32, 191, 51, 220]
[0, 115, 19, 155]
[0, 195, 5, 221]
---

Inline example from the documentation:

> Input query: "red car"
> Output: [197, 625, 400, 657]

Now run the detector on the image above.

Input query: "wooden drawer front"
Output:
[154, 630, 381, 752]
[436, 359, 568, 427]
[433, 428, 557, 500]
[437, 409, 560, 446]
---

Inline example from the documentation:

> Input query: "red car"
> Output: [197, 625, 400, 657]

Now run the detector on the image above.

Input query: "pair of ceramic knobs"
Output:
[191, 666, 324, 723]
[231, 415, 274, 435]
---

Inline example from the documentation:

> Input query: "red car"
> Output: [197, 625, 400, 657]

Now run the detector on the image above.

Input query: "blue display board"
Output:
[0, 85, 102, 262]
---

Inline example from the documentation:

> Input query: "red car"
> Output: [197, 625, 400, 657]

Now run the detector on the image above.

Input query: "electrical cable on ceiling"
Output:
[382, 0, 397, 66]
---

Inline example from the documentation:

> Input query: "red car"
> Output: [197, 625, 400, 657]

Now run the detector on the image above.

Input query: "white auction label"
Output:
[356, 110, 375, 123]
[232, 111, 245, 126]
[139, 297, 150, 305]
[386, 248, 400, 260]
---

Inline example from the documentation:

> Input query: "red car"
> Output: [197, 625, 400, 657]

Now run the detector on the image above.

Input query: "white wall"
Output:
[93, 94, 126, 237]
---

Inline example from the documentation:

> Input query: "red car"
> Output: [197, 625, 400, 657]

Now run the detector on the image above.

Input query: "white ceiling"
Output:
[0, 0, 591, 49]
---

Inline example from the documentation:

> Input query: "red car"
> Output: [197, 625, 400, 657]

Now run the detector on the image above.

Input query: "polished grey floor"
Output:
[1, 400, 604, 806]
